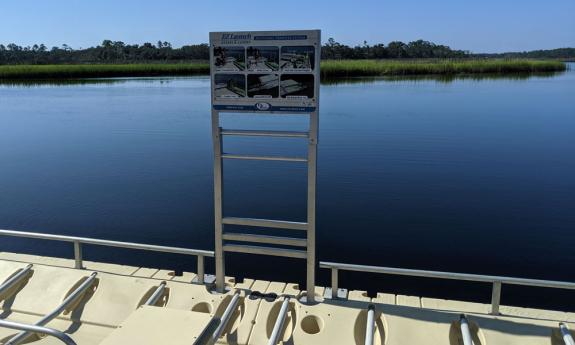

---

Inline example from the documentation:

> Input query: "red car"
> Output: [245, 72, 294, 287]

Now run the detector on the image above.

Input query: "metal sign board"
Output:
[209, 30, 320, 113]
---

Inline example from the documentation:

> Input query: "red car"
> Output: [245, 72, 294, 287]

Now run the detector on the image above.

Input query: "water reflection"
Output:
[0, 77, 181, 87]
[0, 70, 567, 87]
[322, 71, 565, 85]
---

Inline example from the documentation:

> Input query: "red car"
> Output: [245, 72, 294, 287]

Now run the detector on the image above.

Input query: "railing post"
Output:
[197, 255, 205, 284]
[490, 281, 501, 315]
[331, 268, 339, 299]
[73, 241, 83, 269]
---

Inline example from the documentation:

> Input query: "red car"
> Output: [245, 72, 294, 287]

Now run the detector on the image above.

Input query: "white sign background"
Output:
[209, 30, 320, 113]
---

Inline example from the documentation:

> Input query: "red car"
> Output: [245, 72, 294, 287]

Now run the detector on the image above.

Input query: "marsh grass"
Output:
[320, 59, 566, 78]
[0, 59, 566, 80]
[0, 63, 209, 79]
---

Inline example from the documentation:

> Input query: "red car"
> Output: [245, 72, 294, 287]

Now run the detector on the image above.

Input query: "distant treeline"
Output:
[475, 48, 575, 60]
[0, 40, 209, 64]
[0, 39, 573, 65]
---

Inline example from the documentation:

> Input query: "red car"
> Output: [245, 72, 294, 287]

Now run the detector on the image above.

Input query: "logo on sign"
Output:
[255, 102, 271, 111]
[220, 33, 252, 44]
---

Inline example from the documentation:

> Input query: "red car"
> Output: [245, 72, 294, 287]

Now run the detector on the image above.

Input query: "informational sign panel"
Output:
[209, 30, 320, 113]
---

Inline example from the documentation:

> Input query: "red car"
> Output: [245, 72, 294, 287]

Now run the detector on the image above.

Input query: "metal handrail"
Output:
[0, 319, 77, 345]
[320, 261, 575, 315]
[0, 229, 214, 284]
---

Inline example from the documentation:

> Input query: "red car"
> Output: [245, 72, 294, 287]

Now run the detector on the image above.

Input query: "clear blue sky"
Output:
[2, 0, 574, 53]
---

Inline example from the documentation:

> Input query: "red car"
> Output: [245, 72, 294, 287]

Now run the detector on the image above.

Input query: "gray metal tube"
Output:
[197, 255, 205, 284]
[223, 245, 307, 259]
[211, 292, 241, 343]
[7, 272, 98, 345]
[220, 129, 308, 138]
[460, 315, 474, 345]
[0, 319, 77, 345]
[145, 281, 167, 306]
[490, 281, 502, 315]
[306, 110, 319, 303]
[331, 268, 339, 299]
[212, 111, 225, 294]
[365, 305, 375, 345]
[0, 229, 214, 258]
[319, 261, 575, 290]
[73, 241, 83, 269]
[0, 264, 33, 297]
[268, 297, 290, 345]
[560, 323, 575, 345]
[222, 154, 308, 162]
[222, 217, 307, 231]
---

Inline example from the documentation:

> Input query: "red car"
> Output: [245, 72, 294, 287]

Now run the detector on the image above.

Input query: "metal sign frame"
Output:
[209, 30, 320, 302]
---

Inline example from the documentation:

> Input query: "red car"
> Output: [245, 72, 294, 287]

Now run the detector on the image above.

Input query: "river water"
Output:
[0, 65, 573, 309]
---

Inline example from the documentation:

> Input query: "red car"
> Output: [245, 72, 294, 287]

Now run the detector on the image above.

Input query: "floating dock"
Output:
[0, 236, 574, 345]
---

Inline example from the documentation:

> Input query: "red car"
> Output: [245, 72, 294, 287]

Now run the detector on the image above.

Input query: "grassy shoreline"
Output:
[0, 59, 566, 80]
[320, 59, 567, 78]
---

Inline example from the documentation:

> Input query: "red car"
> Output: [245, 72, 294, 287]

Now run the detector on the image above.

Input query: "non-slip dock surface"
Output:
[0, 252, 573, 345]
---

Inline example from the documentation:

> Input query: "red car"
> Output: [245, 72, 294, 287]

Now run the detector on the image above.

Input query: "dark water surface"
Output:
[1, 66, 574, 310]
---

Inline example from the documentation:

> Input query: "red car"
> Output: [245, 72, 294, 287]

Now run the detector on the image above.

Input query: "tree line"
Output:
[0, 40, 209, 64]
[1, 39, 572, 65]
[475, 48, 575, 60]
[0, 39, 467, 64]
[321, 38, 467, 59]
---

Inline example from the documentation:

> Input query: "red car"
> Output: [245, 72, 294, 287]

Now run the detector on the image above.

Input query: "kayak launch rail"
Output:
[460, 315, 474, 345]
[0, 264, 33, 297]
[145, 281, 167, 306]
[5, 272, 98, 345]
[0, 319, 77, 345]
[210, 291, 241, 344]
[365, 304, 375, 345]
[561, 323, 575, 345]
[267, 297, 290, 345]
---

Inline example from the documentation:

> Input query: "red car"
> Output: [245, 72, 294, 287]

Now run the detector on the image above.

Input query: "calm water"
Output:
[1, 66, 574, 310]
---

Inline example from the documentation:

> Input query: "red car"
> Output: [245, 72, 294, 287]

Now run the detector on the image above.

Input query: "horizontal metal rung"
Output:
[223, 233, 307, 247]
[222, 154, 307, 162]
[222, 217, 308, 231]
[221, 129, 309, 138]
[223, 244, 307, 259]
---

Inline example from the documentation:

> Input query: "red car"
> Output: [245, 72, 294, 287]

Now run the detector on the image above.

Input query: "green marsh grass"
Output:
[320, 59, 566, 78]
[0, 63, 209, 79]
[0, 59, 566, 80]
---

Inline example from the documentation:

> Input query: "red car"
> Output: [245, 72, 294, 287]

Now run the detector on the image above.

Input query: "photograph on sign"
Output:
[213, 46, 246, 71]
[280, 74, 314, 99]
[248, 74, 279, 98]
[280, 46, 315, 72]
[247, 46, 279, 72]
[214, 74, 246, 98]
[210, 30, 319, 112]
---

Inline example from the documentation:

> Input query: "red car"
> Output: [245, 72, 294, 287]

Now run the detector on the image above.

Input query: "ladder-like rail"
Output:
[212, 110, 319, 302]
